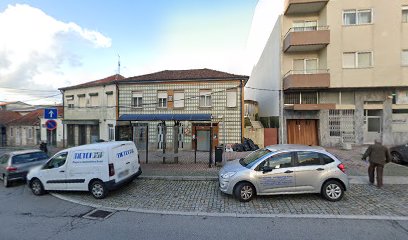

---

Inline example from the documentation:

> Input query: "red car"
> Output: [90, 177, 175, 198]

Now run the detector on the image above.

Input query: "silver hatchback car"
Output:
[219, 145, 349, 202]
[0, 150, 49, 187]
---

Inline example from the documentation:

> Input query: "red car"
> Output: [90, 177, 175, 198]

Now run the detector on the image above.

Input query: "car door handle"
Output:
[59, 170, 65, 173]
[316, 168, 324, 171]
[284, 170, 293, 173]
[126, 162, 130, 164]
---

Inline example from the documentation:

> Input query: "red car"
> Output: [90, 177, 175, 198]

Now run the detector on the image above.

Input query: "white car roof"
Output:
[265, 144, 326, 152]
[62, 141, 134, 152]
[8, 149, 44, 155]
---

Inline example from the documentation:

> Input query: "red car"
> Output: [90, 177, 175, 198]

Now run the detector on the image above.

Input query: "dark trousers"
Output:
[368, 162, 384, 187]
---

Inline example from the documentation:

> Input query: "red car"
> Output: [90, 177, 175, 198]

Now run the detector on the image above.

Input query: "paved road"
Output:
[1, 183, 407, 240]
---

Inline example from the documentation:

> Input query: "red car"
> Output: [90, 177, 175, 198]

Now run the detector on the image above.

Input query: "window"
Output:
[78, 95, 86, 108]
[44, 152, 68, 169]
[239, 148, 271, 169]
[68, 104, 74, 109]
[132, 92, 143, 108]
[0, 154, 9, 164]
[199, 90, 212, 107]
[293, 20, 317, 32]
[10, 127, 13, 137]
[343, 9, 372, 25]
[403, 6, 408, 23]
[106, 91, 114, 107]
[12, 152, 48, 164]
[320, 154, 335, 165]
[157, 91, 167, 108]
[89, 93, 99, 107]
[402, 50, 408, 66]
[343, 52, 373, 68]
[28, 128, 32, 139]
[293, 59, 318, 74]
[174, 91, 184, 108]
[226, 89, 237, 108]
[261, 153, 293, 170]
[297, 151, 322, 166]
[108, 124, 115, 141]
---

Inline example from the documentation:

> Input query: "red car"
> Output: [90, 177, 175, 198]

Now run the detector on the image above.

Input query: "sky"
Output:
[0, 0, 283, 105]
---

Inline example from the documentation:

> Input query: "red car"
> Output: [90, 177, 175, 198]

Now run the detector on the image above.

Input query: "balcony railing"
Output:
[283, 69, 329, 78]
[283, 26, 330, 52]
[283, 69, 330, 90]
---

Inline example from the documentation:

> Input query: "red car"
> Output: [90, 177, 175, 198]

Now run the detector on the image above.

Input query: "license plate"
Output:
[118, 170, 129, 178]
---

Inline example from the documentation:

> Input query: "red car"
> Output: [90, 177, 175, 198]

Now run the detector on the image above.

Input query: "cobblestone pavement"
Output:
[58, 180, 408, 217]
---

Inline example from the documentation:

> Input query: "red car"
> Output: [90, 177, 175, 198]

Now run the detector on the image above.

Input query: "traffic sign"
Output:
[45, 120, 57, 131]
[44, 108, 58, 119]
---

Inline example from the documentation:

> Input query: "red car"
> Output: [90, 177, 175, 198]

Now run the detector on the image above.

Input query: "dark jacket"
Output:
[362, 143, 391, 165]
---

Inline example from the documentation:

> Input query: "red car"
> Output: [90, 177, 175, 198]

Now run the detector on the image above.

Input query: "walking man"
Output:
[362, 139, 391, 188]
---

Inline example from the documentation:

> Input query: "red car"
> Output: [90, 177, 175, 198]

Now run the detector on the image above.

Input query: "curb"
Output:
[51, 193, 408, 221]
[139, 175, 408, 184]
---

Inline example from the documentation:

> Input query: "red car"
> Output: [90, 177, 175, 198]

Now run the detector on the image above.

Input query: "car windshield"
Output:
[239, 148, 271, 168]
[12, 152, 49, 164]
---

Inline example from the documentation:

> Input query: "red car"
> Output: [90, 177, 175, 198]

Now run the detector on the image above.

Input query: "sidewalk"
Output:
[140, 146, 408, 184]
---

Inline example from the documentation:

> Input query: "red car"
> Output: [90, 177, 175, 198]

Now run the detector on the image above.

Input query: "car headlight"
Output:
[221, 171, 236, 179]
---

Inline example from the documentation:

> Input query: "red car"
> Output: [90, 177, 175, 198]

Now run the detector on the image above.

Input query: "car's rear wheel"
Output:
[391, 151, 403, 164]
[90, 180, 108, 199]
[234, 182, 255, 202]
[30, 179, 45, 196]
[3, 175, 10, 188]
[321, 180, 344, 202]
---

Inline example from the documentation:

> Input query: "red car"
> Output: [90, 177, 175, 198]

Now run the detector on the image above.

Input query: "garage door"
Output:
[287, 119, 319, 146]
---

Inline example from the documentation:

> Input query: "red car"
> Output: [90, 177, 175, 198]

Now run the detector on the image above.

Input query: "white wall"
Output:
[245, 16, 282, 117]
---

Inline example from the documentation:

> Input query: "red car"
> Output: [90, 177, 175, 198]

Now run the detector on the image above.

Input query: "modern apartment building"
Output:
[248, 0, 408, 146]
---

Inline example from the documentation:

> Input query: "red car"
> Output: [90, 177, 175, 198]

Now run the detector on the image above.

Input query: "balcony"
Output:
[283, 26, 330, 53]
[283, 70, 330, 90]
[284, 0, 329, 15]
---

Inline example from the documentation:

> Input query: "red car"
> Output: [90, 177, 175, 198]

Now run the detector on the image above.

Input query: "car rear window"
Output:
[12, 152, 49, 164]
[320, 153, 335, 164]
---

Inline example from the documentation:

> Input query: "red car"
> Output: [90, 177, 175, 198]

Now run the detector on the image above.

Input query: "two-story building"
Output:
[59, 74, 125, 146]
[116, 69, 248, 157]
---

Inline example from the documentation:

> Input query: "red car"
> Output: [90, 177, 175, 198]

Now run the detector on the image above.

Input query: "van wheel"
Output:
[90, 180, 107, 199]
[30, 179, 45, 196]
[234, 182, 255, 202]
[321, 180, 344, 202]
[3, 175, 10, 188]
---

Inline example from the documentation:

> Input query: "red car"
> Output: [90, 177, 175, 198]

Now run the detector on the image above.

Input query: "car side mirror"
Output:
[262, 166, 273, 173]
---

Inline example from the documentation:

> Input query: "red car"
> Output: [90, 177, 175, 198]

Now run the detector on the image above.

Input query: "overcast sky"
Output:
[0, 0, 283, 105]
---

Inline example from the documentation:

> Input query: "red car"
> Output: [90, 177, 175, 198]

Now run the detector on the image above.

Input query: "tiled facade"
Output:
[118, 80, 244, 149]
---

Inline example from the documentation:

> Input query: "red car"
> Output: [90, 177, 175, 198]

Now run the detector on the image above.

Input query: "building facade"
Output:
[116, 69, 248, 152]
[60, 74, 124, 147]
[0, 111, 21, 146]
[248, 0, 408, 146]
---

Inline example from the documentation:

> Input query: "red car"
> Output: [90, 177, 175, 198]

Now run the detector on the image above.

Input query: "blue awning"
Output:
[118, 114, 212, 121]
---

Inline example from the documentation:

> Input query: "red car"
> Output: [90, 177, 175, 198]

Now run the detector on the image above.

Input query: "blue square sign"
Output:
[44, 108, 58, 119]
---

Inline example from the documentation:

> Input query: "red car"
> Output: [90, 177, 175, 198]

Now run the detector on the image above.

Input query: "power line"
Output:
[245, 86, 281, 92]
[0, 93, 62, 104]
[0, 87, 60, 92]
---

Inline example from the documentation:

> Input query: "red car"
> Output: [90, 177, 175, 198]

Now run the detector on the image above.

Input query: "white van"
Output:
[27, 141, 142, 199]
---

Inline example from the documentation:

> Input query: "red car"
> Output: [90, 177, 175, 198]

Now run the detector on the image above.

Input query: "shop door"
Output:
[197, 130, 210, 151]
[364, 110, 382, 144]
[78, 125, 87, 145]
[287, 119, 319, 146]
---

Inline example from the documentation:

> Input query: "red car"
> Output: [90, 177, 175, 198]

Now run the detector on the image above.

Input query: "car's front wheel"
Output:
[90, 180, 108, 199]
[391, 151, 403, 164]
[30, 179, 45, 196]
[321, 180, 344, 202]
[234, 182, 255, 202]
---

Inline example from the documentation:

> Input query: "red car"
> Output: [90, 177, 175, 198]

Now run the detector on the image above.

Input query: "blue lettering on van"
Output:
[116, 149, 134, 159]
[74, 152, 103, 160]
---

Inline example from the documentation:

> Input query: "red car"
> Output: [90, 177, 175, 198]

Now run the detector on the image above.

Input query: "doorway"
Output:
[364, 110, 382, 144]
[287, 119, 319, 146]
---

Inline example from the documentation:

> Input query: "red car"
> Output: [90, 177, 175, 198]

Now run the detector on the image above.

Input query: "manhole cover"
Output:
[83, 209, 115, 220]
